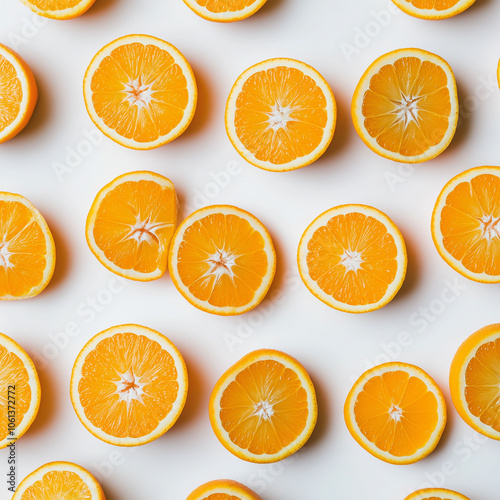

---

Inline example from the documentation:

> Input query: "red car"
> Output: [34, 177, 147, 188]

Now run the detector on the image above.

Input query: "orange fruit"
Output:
[183, 0, 267, 22]
[391, 0, 476, 19]
[169, 205, 276, 316]
[449, 323, 500, 440]
[18, 0, 96, 19]
[297, 204, 407, 313]
[352, 48, 458, 163]
[0, 192, 55, 300]
[13, 462, 105, 500]
[70, 324, 188, 446]
[209, 349, 317, 463]
[405, 488, 470, 500]
[84, 34, 197, 150]
[187, 480, 261, 500]
[431, 166, 500, 283]
[344, 362, 447, 464]
[86, 171, 177, 281]
[225, 58, 336, 171]
[0, 43, 37, 144]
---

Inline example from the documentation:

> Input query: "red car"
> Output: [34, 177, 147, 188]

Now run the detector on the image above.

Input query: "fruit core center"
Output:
[253, 400, 274, 420]
[124, 78, 154, 109]
[129, 217, 161, 244]
[340, 250, 363, 272]
[115, 370, 145, 405]
[0, 244, 12, 268]
[267, 102, 295, 131]
[389, 404, 403, 422]
[479, 214, 500, 241]
[394, 94, 423, 127]
[207, 249, 236, 278]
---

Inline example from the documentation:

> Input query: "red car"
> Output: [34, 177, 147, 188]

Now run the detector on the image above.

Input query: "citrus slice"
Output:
[13, 462, 105, 500]
[225, 58, 336, 171]
[449, 323, 500, 440]
[431, 166, 500, 283]
[209, 349, 317, 463]
[183, 0, 267, 22]
[297, 204, 407, 313]
[86, 171, 177, 281]
[0, 192, 55, 300]
[18, 0, 96, 19]
[405, 488, 470, 500]
[352, 48, 458, 163]
[187, 480, 262, 500]
[70, 324, 188, 446]
[169, 205, 276, 316]
[391, 0, 476, 19]
[84, 34, 197, 150]
[0, 332, 40, 449]
[0, 43, 37, 144]
[344, 362, 447, 464]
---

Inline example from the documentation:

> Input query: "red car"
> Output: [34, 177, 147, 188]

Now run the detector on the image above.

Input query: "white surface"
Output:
[0, 0, 499, 499]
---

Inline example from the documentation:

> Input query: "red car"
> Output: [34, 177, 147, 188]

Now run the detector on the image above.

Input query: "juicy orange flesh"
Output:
[405, 0, 461, 10]
[27, 0, 83, 9]
[362, 57, 451, 157]
[93, 180, 176, 274]
[204, 495, 239, 500]
[195, 0, 257, 12]
[78, 333, 179, 439]
[306, 212, 398, 306]
[177, 213, 268, 308]
[0, 201, 48, 298]
[439, 174, 500, 276]
[20, 471, 91, 500]
[90, 42, 189, 143]
[219, 359, 309, 455]
[0, 54, 22, 133]
[354, 370, 439, 457]
[235, 66, 328, 165]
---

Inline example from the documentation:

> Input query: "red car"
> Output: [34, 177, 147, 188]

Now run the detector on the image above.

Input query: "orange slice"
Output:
[0, 192, 55, 300]
[13, 462, 105, 500]
[84, 34, 197, 150]
[169, 205, 276, 316]
[405, 488, 470, 500]
[297, 204, 407, 313]
[225, 58, 336, 171]
[86, 171, 177, 281]
[70, 324, 188, 446]
[344, 362, 447, 464]
[18, 0, 96, 19]
[183, 0, 267, 22]
[391, 0, 476, 19]
[0, 43, 37, 144]
[352, 48, 458, 163]
[431, 166, 500, 283]
[187, 480, 262, 500]
[209, 349, 317, 463]
[449, 323, 500, 440]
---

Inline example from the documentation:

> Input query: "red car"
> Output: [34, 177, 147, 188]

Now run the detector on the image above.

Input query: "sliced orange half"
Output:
[169, 205, 276, 315]
[0, 43, 37, 144]
[187, 480, 262, 500]
[183, 0, 267, 22]
[84, 34, 197, 150]
[391, 0, 476, 19]
[18, 0, 96, 19]
[405, 488, 470, 500]
[352, 48, 458, 163]
[297, 204, 407, 313]
[0, 192, 55, 300]
[432, 166, 500, 283]
[344, 362, 447, 464]
[225, 58, 336, 171]
[70, 324, 188, 446]
[86, 171, 177, 281]
[209, 349, 317, 463]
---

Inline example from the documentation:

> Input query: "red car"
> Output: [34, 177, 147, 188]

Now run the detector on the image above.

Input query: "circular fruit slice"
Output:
[86, 171, 177, 281]
[297, 204, 407, 313]
[344, 362, 447, 464]
[432, 166, 500, 283]
[0, 44, 37, 144]
[226, 58, 336, 172]
[209, 349, 317, 463]
[352, 48, 458, 163]
[405, 488, 470, 500]
[13, 462, 105, 500]
[391, 0, 476, 19]
[169, 205, 276, 315]
[84, 34, 197, 150]
[18, 0, 96, 19]
[183, 0, 267, 22]
[187, 480, 262, 500]
[0, 193, 55, 300]
[70, 324, 188, 446]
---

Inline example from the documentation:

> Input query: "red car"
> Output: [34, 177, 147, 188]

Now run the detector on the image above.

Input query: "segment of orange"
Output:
[187, 480, 262, 500]
[13, 462, 105, 500]
[344, 362, 447, 464]
[431, 166, 500, 283]
[169, 205, 276, 316]
[183, 0, 267, 22]
[0, 192, 55, 300]
[209, 349, 317, 463]
[70, 324, 188, 446]
[297, 204, 407, 313]
[225, 58, 336, 171]
[83, 34, 197, 150]
[449, 323, 500, 440]
[352, 48, 458, 163]
[405, 488, 470, 500]
[86, 171, 177, 281]
[0, 43, 37, 144]
[391, 0, 476, 19]
[18, 0, 96, 19]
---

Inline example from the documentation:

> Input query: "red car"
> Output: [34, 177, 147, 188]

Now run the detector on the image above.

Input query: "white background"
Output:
[0, 0, 500, 499]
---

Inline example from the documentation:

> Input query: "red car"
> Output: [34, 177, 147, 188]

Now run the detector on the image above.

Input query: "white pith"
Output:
[124, 78, 154, 110]
[253, 400, 274, 421]
[115, 370, 145, 405]
[340, 249, 363, 273]
[206, 249, 237, 280]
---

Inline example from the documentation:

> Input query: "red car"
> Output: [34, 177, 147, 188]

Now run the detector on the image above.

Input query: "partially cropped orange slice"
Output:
[209, 349, 317, 463]
[187, 480, 262, 500]
[391, 0, 476, 19]
[352, 48, 458, 163]
[18, 0, 96, 19]
[70, 324, 188, 446]
[405, 488, 470, 500]
[84, 34, 197, 150]
[183, 0, 267, 22]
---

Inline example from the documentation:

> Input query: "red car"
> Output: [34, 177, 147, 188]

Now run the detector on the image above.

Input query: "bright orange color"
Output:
[183, 0, 267, 22]
[187, 480, 262, 500]
[391, 0, 476, 19]
[405, 488, 471, 500]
